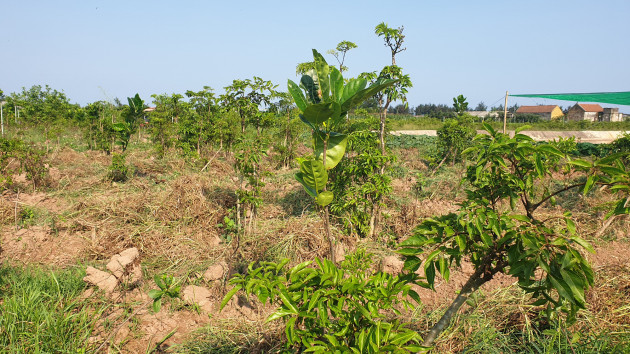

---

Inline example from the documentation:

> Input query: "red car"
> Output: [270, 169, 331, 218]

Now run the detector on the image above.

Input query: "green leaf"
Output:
[403, 256, 422, 272]
[510, 214, 530, 223]
[287, 79, 307, 112]
[425, 262, 436, 287]
[329, 66, 344, 103]
[297, 159, 328, 194]
[566, 218, 576, 235]
[340, 78, 398, 113]
[220, 285, 242, 310]
[312, 49, 330, 101]
[480, 232, 493, 247]
[314, 131, 347, 169]
[285, 316, 297, 344]
[537, 144, 564, 157]
[154, 274, 166, 290]
[148, 289, 163, 300]
[568, 159, 592, 168]
[279, 290, 299, 314]
[152, 298, 162, 313]
[300, 72, 320, 104]
[316, 191, 334, 206]
[302, 102, 336, 126]
[340, 78, 367, 105]
[535, 153, 544, 177]
[515, 125, 532, 134]
[295, 173, 317, 200]
[570, 236, 595, 253]
[266, 309, 295, 322]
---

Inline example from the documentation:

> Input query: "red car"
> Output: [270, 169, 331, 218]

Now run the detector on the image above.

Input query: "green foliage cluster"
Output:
[148, 274, 181, 313]
[288, 49, 397, 208]
[399, 125, 630, 346]
[234, 136, 270, 234]
[436, 115, 475, 163]
[0, 137, 49, 190]
[107, 153, 131, 182]
[221, 257, 426, 353]
[330, 131, 394, 237]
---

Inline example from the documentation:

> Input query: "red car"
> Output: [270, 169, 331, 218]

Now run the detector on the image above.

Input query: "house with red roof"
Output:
[515, 105, 563, 120]
[566, 103, 604, 122]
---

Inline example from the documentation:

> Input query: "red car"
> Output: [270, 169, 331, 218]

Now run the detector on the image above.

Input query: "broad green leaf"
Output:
[314, 131, 347, 170]
[340, 78, 367, 105]
[312, 49, 330, 101]
[438, 257, 450, 281]
[302, 102, 336, 126]
[300, 72, 320, 104]
[340, 78, 398, 113]
[595, 152, 626, 166]
[148, 289, 163, 300]
[152, 298, 162, 313]
[330, 66, 344, 103]
[298, 159, 328, 193]
[287, 79, 307, 112]
[455, 234, 466, 250]
[316, 190, 334, 206]
[599, 166, 627, 176]
[295, 172, 317, 197]
[561, 269, 586, 306]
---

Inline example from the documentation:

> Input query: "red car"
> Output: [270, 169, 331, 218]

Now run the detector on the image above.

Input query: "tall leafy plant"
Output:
[399, 125, 630, 347]
[113, 93, 144, 152]
[287, 49, 398, 262]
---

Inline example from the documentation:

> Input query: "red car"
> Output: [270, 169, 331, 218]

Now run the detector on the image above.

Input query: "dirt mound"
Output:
[0, 226, 88, 265]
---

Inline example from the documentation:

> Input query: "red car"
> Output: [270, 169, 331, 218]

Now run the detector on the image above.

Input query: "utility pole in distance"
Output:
[503, 91, 509, 134]
[0, 100, 6, 136]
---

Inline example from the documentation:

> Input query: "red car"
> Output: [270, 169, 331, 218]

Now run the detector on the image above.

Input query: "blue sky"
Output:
[2, 0, 629, 112]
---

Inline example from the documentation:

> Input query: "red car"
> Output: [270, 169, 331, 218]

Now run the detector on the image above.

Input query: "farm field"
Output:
[0, 122, 629, 352]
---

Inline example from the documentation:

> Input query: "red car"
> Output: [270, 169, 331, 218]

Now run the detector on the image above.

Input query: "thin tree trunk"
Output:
[321, 135, 336, 263]
[423, 259, 504, 347]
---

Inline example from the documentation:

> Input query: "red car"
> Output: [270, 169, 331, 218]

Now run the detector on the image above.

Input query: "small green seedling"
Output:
[148, 274, 181, 313]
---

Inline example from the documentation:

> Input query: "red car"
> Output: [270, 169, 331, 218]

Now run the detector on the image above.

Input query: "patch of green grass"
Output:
[0, 264, 106, 352]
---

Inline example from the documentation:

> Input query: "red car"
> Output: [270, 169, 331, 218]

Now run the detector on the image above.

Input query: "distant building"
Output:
[467, 111, 499, 119]
[515, 105, 563, 120]
[601, 107, 623, 122]
[566, 103, 603, 122]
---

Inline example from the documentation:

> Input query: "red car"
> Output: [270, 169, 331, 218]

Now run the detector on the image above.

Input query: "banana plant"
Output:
[288, 49, 398, 261]
[112, 93, 144, 151]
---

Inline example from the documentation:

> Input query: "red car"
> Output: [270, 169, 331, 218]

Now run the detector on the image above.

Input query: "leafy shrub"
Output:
[107, 153, 131, 182]
[148, 274, 181, 313]
[0, 137, 49, 190]
[329, 131, 394, 238]
[221, 258, 426, 353]
[436, 116, 475, 163]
